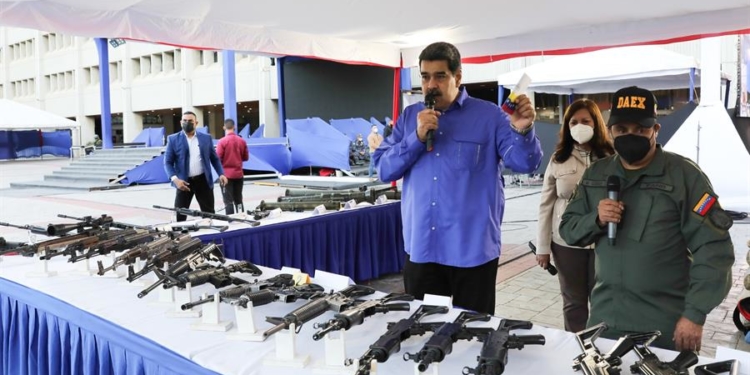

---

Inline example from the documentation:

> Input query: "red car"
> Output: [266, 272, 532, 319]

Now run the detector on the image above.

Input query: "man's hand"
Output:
[175, 179, 190, 192]
[417, 108, 440, 142]
[536, 254, 551, 270]
[510, 94, 536, 130]
[597, 199, 624, 227]
[219, 175, 228, 186]
[674, 317, 703, 351]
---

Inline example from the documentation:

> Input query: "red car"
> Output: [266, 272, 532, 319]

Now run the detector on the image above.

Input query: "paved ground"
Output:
[1, 158, 749, 359]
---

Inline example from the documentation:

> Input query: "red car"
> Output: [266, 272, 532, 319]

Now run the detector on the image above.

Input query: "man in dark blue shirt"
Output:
[373, 42, 542, 314]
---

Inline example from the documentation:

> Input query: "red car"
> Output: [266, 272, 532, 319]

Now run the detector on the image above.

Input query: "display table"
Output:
[197, 202, 405, 282]
[0, 256, 715, 375]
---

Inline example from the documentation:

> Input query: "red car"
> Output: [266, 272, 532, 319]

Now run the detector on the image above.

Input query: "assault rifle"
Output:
[152, 205, 260, 227]
[572, 323, 636, 375]
[160, 260, 262, 290]
[137, 242, 225, 298]
[46, 214, 113, 236]
[67, 229, 155, 263]
[180, 273, 297, 310]
[312, 293, 414, 340]
[628, 330, 697, 375]
[0, 237, 29, 256]
[462, 319, 546, 375]
[347, 305, 450, 375]
[125, 235, 200, 282]
[229, 283, 325, 309]
[404, 311, 494, 372]
[39, 228, 119, 260]
[96, 235, 176, 275]
[12, 227, 104, 258]
[262, 284, 376, 340]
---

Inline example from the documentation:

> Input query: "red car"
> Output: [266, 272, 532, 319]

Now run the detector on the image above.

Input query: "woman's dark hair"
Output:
[553, 99, 614, 163]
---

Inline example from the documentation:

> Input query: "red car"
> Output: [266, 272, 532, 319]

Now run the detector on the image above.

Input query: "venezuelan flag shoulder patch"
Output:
[692, 192, 717, 216]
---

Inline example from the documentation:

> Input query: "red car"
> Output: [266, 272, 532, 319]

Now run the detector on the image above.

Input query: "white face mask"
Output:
[570, 125, 594, 144]
[372, 128, 378, 133]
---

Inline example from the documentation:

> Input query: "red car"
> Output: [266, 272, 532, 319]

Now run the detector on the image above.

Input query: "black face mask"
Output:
[181, 121, 195, 133]
[614, 133, 653, 164]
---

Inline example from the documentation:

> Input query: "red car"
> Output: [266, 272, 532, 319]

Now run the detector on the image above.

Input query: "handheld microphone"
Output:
[606, 175, 620, 246]
[424, 92, 437, 152]
[528, 241, 558, 276]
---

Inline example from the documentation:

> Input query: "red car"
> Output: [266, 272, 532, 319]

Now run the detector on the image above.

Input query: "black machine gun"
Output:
[627, 330, 698, 375]
[46, 214, 114, 236]
[312, 293, 414, 340]
[0, 221, 54, 237]
[347, 305, 450, 375]
[462, 319, 546, 375]
[137, 242, 225, 298]
[160, 260, 262, 290]
[262, 284, 376, 340]
[180, 273, 297, 310]
[228, 282, 325, 309]
[404, 311, 494, 372]
[572, 323, 636, 375]
[152, 205, 260, 227]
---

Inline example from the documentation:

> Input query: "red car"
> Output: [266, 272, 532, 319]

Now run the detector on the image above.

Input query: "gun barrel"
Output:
[181, 295, 215, 310]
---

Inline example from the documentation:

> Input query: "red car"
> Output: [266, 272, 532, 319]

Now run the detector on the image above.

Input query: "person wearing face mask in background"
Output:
[535, 99, 614, 333]
[559, 86, 734, 351]
[367, 125, 383, 180]
[164, 111, 228, 222]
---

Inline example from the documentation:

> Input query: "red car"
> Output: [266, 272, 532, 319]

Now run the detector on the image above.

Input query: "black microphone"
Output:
[528, 241, 558, 276]
[606, 175, 620, 246]
[424, 92, 437, 152]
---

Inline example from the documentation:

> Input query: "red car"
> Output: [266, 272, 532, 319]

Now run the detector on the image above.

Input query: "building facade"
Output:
[0, 26, 742, 146]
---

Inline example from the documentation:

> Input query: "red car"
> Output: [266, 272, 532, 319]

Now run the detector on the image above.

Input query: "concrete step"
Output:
[10, 180, 127, 191]
[60, 165, 126, 173]
[44, 175, 112, 183]
[51, 170, 122, 178]
[91, 148, 163, 156]
[82, 155, 159, 162]
[68, 161, 145, 168]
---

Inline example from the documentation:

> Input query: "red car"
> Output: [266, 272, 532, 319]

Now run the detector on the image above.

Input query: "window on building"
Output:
[65, 71, 73, 90]
[175, 49, 182, 72]
[28, 79, 35, 95]
[140, 56, 151, 75]
[213, 51, 219, 64]
[151, 54, 162, 74]
[109, 62, 119, 82]
[91, 66, 100, 84]
[0, 85, 3, 99]
[163, 51, 175, 72]
[46, 75, 54, 92]
[131, 58, 141, 77]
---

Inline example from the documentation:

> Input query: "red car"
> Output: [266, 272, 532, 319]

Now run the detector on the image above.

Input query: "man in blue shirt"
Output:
[373, 42, 542, 314]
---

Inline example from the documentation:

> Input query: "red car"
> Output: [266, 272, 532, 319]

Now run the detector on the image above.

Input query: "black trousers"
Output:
[403, 255, 498, 315]
[551, 241, 595, 333]
[222, 178, 245, 215]
[174, 174, 215, 222]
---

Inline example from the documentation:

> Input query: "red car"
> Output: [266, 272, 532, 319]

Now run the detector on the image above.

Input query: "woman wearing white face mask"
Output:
[535, 99, 614, 332]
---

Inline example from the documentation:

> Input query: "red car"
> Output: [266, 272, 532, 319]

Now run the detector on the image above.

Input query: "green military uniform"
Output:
[559, 145, 734, 349]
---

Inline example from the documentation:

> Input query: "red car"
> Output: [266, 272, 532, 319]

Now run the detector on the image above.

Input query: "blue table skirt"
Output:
[197, 202, 405, 282]
[0, 277, 219, 375]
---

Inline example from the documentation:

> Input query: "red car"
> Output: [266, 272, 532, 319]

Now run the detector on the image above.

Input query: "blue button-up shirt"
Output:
[373, 88, 542, 267]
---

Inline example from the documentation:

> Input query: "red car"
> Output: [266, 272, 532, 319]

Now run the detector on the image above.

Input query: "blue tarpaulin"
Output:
[121, 154, 220, 185]
[330, 118, 383, 146]
[250, 124, 264, 138]
[131, 127, 165, 147]
[244, 138, 291, 174]
[238, 124, 250, 138]
[286, 118, 350, 171]
[0, 130, 71, 159]
[41, 130, 72, 157]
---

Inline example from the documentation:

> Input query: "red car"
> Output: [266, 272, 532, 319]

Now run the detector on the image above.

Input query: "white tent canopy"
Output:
[496, 46, 730, 95]
[0, 1, 748, 67]
[0, 99, 79, 130]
